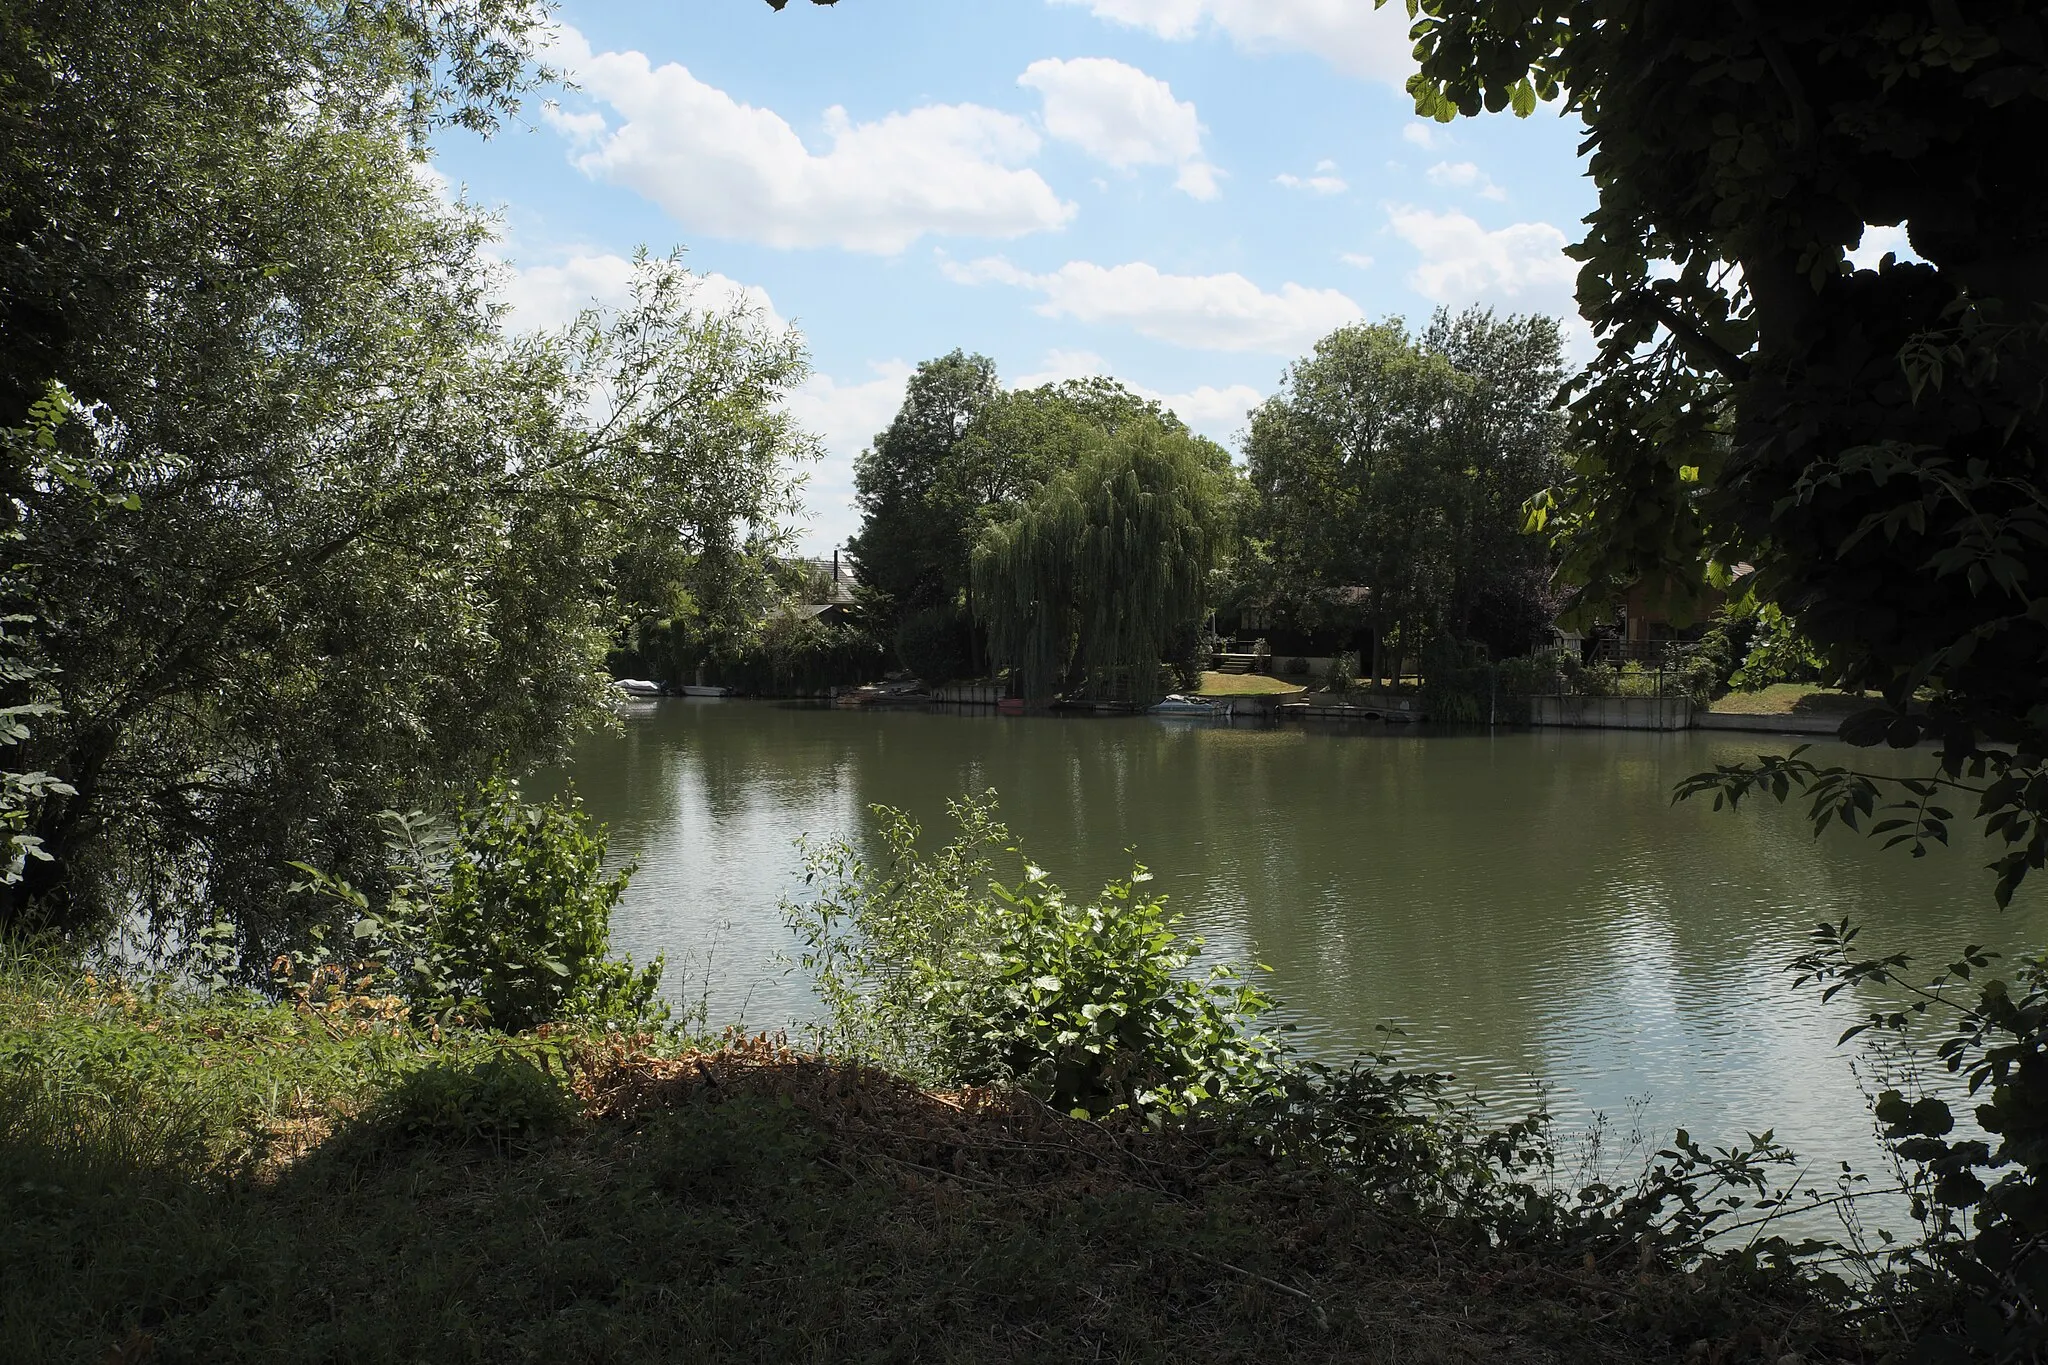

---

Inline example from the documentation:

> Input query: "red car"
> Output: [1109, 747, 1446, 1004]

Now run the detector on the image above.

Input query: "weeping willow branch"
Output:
[971, 426, 1229, 703]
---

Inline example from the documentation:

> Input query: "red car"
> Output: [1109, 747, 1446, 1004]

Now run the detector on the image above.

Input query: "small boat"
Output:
[1148, 694, 1231, 717]
[613, 678, 664, 697]
[677, 684, 730, 697]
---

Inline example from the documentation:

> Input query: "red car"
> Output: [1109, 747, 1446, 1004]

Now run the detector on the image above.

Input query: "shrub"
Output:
[893, 605, 975, 686]
[295, 781, 665, 1032]
[365, 1052, 573, 1148]
[788, 793, 1282, 1117]
[1323, 651, 1359, 694]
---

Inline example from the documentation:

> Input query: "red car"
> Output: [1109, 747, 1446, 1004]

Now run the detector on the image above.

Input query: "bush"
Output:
[1323, 651, 1359, 694]
[1165, 618, 1206, 692]
[616, 611, 886, 696]
[295, 781, 665, 1033]
[788, 793, 1282, 1118]
[1419, 636, 1490, 723]
[893, 605, 975, 686]
[366, 1052, 573, 1148]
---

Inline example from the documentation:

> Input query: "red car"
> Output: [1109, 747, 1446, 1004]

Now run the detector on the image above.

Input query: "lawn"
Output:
[1193, 671, 1309, 697]
[1708, 684, 1868, 716]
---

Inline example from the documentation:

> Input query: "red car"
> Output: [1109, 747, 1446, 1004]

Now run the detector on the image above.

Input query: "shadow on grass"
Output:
[2, 1047, 1861, 1365]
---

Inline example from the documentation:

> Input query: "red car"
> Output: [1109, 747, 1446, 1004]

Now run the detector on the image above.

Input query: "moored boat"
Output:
[1148, 694, 1230, 717]
[613, 678, 663, 697]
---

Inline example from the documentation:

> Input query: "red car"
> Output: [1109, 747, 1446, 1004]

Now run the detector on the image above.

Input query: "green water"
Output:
[554, 698, 2045, 1188]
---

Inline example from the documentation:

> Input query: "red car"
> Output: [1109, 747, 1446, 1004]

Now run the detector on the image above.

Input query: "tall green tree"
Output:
[1244, 310, 1565, 675]
[0, 2, 814, 946]
[845, 351, 1001, 623]
[973, 424, 1235, 703]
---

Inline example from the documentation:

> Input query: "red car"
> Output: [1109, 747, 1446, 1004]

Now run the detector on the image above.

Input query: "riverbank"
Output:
[3, 967, 1870, 1364]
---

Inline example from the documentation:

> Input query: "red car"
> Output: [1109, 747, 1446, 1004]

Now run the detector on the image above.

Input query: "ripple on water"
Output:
[549, 703, 2043, 1232]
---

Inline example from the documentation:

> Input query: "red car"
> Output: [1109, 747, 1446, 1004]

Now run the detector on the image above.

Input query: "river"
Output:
[550, 698, 2046, 1206]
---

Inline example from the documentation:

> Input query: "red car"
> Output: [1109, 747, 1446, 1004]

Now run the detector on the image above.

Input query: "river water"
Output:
[551, 698, 2045, 1202]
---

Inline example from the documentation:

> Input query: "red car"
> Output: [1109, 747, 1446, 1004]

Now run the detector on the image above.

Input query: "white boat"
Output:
[613, 678, 664, 697]
[678, 684, 730, 697]
[1148, 694, 1230, 717]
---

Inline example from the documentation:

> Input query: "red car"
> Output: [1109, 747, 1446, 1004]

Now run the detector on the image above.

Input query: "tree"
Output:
[846, 351, 1001, 625]
[1244, 310, 1565, 679]
[1409, 5, 2048, 1345]
[973, 424, 1235, 703]
[1410, 2, 2047, 738]
[0, 3, 814, 946]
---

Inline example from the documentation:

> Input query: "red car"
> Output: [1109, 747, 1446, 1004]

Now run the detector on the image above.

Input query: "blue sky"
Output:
[431, 0, 1606, 553]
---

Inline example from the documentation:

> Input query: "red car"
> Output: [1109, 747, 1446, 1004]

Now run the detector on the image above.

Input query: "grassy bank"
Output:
[0, 964, 1873, 1364]
[1707, 686, 1866, 717]
[1193, 671, 1308, 697]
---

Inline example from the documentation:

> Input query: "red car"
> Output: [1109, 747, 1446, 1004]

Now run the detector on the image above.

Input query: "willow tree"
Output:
[973, 425, 1233, 703]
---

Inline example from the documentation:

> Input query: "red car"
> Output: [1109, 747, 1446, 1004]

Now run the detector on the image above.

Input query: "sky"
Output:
[430, 0, 1611, 555]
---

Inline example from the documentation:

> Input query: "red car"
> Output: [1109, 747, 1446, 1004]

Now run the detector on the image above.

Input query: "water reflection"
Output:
[547, 700, 2044, 1192]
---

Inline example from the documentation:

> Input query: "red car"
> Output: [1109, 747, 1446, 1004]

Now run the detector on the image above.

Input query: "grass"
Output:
[1, 964, 1879, 1364]
[1193, 671, 1310, 697]
[1708, 684, 1868, 716]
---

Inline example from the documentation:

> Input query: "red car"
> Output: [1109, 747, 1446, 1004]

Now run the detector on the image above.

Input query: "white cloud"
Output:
[544, 25, 1074, 253]
[1011, 349, 1263, 448]
[1276, 159, 1347, 195]
[1050, 0, 1418, 85]
[1386, 206, 1577, 304]
[498, 252, 787, 335]
[1425, 160, 1506, 201]
[1384, 205, 1591, 358]
[1340, 251, 1374, 270]
[1147, 381, 1265, 441]
[1401, 122, 1445, 150]
[1014, 348, 1113, 388]
[1018, 57, 1218, 200]
[1847, 223, 1923, 270]
[783, 360, 917, 553]
[945, 256, 1362, 353]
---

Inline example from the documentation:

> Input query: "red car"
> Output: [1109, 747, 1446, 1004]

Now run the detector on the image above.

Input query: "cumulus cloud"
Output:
[1011, 348, 1263, 447]
[945, 255, 1361, 353]
[1401, 122, 1445, 150]
[1276, 159, 1346, 195]
[1385, 206, 1577, 304]
[1384, 205, 1591, 357]
[498, 252, 787, 334]
[1425, 160, 1506, 201]
[1049, 0, 1417, 85]
[1147, 381, 1265, 440]
[783, 360, 917, 553]
[1340, 251, 1374, 270]
[1019, 56, 1219, 199]
[543, 25, 1074, 254]
[1013, 348, 1113, 388]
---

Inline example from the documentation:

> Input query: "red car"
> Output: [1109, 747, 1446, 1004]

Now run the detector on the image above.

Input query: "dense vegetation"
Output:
[3, 0, 2044, 1359]
[1242, 309, 1567, 683]
[1406, 2, 2048, 1357]
[0, 2, 812, 953]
